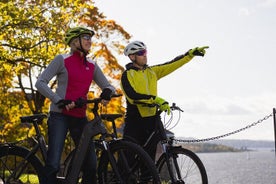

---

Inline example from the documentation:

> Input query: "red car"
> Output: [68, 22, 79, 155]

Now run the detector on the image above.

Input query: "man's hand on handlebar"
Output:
[154, 96, 171, 115]
[134, 99, 183, 115]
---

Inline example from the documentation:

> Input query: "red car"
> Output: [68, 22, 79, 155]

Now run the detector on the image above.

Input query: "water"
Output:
[198, 151, 276, 184]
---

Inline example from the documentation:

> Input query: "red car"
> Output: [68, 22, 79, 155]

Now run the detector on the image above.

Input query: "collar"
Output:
[125, 62, 148, 71]
[71, 50, 82, 56]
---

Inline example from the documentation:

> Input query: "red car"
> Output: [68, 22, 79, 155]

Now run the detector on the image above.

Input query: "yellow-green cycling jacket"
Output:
[120, 53, 194, 118]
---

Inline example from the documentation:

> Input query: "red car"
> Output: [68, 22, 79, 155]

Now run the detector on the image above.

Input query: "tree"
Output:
[0, 0, 130, 142]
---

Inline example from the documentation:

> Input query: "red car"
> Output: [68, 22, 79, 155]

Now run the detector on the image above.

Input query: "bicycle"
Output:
[149, 103, 208, 184]
[0, 95, 161, 184]
[65, 96, 161, 184]
[0, 113, 46, 184]
[119, 102, 208, 184]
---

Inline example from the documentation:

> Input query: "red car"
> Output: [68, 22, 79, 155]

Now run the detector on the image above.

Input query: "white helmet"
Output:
[124, 41, 146, 56]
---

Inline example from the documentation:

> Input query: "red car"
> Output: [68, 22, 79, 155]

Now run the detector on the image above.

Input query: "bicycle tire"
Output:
[156, 146, 208, 184]
[97, 140, 161, 184]
[0, 145, 44, 184]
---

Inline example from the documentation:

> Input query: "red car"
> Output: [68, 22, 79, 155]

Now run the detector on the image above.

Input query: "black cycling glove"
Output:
[188, 46, 209, 57]
[55, 99, 73, 109]
[74, 98, 86, 108]
[100, 88, 113, 101]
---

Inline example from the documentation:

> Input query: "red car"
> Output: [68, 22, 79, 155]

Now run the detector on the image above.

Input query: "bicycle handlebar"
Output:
[55, 94, 122, 109]
[133, 101, 184, 113]
[77, 93, 122, 106]
[170, 103, 184, 112]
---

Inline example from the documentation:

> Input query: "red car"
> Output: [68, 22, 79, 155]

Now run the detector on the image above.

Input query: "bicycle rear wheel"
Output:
[0, 145, 44, 184]
[97, 140, 161, 184]
[156, 146, 208, 184]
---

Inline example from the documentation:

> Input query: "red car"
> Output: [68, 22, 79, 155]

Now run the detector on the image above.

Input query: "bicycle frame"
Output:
[20, 113, 48, 163]
[65, 96, 126, 184]
[64, 115, 104, 184]
[152, 116, 182, 182]
[140, 105, 186, 183]
[137, 103, 208, 184]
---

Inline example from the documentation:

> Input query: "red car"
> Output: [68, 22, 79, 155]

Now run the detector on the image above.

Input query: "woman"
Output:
[35, 26, 115, 184]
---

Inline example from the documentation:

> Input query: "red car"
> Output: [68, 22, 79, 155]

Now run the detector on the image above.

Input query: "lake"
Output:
[198, 151, 276, 184]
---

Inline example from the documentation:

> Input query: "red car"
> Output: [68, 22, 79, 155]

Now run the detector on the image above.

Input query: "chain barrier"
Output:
[173, 113, 273, 143]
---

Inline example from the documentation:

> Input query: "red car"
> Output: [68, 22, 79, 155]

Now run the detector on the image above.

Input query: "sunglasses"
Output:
[81, 35, 92, 41]
[135, 49, 147, 56]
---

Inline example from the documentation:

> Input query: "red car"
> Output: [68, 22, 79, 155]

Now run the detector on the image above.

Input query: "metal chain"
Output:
[173, 113, 273, 143]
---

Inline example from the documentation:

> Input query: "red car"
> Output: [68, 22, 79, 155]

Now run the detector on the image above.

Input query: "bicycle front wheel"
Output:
[156, 146, 208, 184]
[97, 140, 161, 184]
[0, 145, 44, 184]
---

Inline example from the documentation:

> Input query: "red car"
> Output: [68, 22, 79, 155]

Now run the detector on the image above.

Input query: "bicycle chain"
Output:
[173, 113, 273, 143]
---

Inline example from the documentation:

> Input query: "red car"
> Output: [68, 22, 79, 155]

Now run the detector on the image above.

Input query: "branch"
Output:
[0, 57, 45, 68]
[0, 39, 50, 51]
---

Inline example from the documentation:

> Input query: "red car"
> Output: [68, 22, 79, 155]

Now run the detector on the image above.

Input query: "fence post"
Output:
[274, 108, 276, 157]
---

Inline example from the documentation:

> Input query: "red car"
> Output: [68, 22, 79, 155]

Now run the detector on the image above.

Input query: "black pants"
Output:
[41, 112, 97, 184]
[123, 115, 161, 162]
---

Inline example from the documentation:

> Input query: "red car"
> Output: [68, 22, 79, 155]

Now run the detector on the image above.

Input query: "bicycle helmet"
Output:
[64, 27, 95, 45]
[124, 41, 147, 56]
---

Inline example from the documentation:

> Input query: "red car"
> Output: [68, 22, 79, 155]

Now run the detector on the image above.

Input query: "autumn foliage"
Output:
[0, 0, 130, 143]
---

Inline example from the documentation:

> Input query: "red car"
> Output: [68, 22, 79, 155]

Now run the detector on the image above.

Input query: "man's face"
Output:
[130, 49, 147, 69]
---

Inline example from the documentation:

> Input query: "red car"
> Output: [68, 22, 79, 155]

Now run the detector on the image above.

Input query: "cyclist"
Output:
[120, 41, 208, 174]
[35, 26, 115, 184]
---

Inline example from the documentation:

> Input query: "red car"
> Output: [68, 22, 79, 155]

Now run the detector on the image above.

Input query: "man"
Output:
[120, 40, 208, 161]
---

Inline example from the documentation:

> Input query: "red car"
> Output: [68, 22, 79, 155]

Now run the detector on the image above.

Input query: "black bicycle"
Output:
[0, 95, 161, 184]
[115, 102, 208, 184]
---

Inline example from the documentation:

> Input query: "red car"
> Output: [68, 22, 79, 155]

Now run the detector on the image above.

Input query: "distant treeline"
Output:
[179, 143, 240, 153]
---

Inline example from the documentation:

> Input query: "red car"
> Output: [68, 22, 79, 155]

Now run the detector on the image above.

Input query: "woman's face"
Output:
[79, 34, 92, 52]
[72, 34, 92, 52]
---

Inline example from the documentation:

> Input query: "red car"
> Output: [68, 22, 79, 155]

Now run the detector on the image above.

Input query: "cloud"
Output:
[239, 8, 251, 16]
[258, 0, 276, 8]
[180, 92, 276, 117]
[238, 0, 276, 16]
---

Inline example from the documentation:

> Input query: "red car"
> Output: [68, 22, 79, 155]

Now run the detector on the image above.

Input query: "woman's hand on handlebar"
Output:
[57, 94, 122, 109]
[65, 101, 76, 111]
[101, 93, 122, 106]
[56, 99, 76, 110]
[100, 88, 113, 101]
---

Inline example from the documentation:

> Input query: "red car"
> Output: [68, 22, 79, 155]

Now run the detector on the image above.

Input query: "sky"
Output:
[94, 0, 276, 141]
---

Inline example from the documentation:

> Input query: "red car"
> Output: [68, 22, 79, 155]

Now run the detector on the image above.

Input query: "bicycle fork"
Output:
[101, 141, 126, 183]
[161, 143, 184, 184]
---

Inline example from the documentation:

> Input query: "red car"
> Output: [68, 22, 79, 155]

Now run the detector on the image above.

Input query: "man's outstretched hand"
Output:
[188, 46, 209, 57]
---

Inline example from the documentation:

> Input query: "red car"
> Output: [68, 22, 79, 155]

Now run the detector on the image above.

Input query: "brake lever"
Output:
[171, 103, 184, 112]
